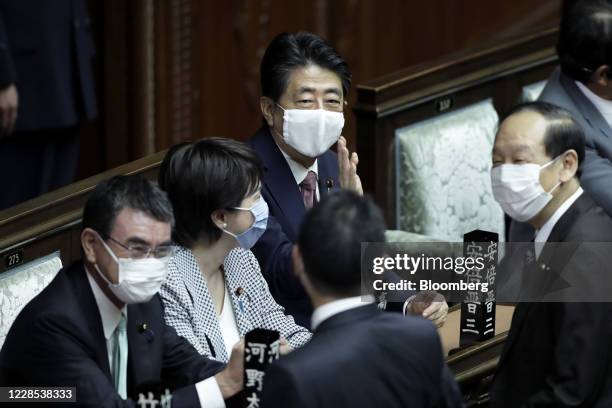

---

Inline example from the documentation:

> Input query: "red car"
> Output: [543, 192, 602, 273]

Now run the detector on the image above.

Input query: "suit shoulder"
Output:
[2, 264, 82, 346]
[321, 148, 338, 163]
[539, 69, 580, 112]
[380, 312, 439, 339]
[375, 313, 444, 360]
[572, 199, 612, 241]
[17, 264, 79, 316]
[247, 127, 270, 150]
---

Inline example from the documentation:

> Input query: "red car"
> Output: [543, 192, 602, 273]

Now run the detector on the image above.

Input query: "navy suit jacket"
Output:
[0, 0, 97, 131]
[260, 304, 464, 408]
[491, 194, 612, 407]
[249, 126, 340, 327]
[0, 261, 225, 407]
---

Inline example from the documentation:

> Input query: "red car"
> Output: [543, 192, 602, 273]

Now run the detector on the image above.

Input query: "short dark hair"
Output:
[158, 137, 263, 248]
[260, 32, 352, 102]
[82, 175, 174, 238]
[558, 0, 612, 83]
[499, 101, 586, 177]
[297, 190, 386, 297]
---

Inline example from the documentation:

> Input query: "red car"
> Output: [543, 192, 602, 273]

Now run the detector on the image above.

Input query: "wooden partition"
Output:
[354, 27, 559, 227]
[0, 152, 166, 274]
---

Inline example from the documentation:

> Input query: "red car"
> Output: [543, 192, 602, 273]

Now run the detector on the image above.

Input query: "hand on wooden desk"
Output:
[405, 291, 448, 328]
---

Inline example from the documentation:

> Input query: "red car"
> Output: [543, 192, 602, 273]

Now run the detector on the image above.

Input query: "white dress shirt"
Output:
[86, 268, 225, 407]
[311, 295, 375, 331]
[86, 269, 126, 373]
[575, 81, 612, 126]
[217, 286, 241, 357]
[534, 187, 583, 258]
[277, 143, 320, 201]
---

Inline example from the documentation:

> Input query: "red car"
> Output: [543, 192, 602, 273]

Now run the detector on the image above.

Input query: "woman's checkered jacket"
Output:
[159, 246, 312, 362]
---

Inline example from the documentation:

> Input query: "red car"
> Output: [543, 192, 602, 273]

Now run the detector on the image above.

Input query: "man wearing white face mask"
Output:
[489, 102, 612, 407]
[0, 175, 245, 407]
[249, 31, 448, 329]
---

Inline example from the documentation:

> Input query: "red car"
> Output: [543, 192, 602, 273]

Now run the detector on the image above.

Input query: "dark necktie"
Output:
[299, 171, 318, 210]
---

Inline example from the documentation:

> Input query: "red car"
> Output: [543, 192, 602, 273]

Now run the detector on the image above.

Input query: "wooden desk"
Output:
[439, 304, 515, 356]
[441, 303, 515, 403]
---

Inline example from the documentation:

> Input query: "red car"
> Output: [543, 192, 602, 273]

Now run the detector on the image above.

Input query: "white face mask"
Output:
[95, 237, 169, 304]
[491, 157, 562, 222]
[277, 105, 344, 158]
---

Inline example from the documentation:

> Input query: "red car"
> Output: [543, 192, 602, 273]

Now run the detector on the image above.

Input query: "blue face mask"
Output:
[223, 196, 269, 249]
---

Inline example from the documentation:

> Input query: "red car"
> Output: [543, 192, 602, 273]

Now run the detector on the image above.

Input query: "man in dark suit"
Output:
[250, 32, 447, 328]
[0, 0, 97, 210]
[0, 176, 244, 407]
[489, 102, 612, 407]
[512, 0, 612, 241]
[260, 190, 463, 408]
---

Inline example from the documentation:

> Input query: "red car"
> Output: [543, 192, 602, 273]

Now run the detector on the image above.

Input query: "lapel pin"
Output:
[139, 323, 155, 343]
[235, 287, 245, 313]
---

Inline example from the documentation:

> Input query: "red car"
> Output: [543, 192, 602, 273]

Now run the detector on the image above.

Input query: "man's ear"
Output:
[260, 96, 275, 128]
[81, 228, 99, 264]
[560, 149, 579, 182]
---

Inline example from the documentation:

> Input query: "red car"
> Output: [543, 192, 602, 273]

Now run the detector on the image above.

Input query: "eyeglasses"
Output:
[106, 236, 175, 259]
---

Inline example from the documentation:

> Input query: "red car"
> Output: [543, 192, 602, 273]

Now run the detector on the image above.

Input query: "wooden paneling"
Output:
[190, 0, 561, 149]
[45, 0, 562, 205]
[0, 151, 166, 273]
[154, 0, 200, 146]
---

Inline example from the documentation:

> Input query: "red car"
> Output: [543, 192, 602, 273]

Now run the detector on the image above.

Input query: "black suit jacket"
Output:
[0, 0, 97, 131]
[248, 126, 340, 327]
[0, 261, 225, 407]
[260, 304, 463, 408]
[490, 193, 612, 407]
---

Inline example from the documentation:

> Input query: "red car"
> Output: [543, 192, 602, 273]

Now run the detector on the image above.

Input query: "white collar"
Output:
[86, 267, 127, 340]
[275, 140, 319, 186]
[311, 295, 374, 330]
[575, 81, 612, 126]
[535, 187, 583, 253]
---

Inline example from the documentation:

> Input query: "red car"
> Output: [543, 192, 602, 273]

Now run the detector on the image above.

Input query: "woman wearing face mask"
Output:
[158, 137, 311, 362]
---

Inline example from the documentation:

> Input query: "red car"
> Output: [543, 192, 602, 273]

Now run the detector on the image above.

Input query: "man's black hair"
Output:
[82, 175, 174, 237]
[260, 31, 352, 102]
[558, 0, 612, 83]
[499, 101, 586, 177]
[297, 190, 386, 297]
